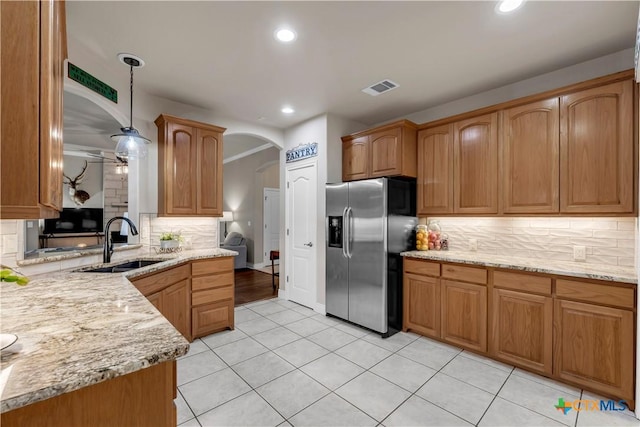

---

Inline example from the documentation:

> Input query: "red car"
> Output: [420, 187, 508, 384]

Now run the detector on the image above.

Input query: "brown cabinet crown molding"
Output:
[417, 69, 634, 130]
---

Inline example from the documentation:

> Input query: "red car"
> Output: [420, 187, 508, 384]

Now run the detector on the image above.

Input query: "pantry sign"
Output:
[286, 142, 318, 163]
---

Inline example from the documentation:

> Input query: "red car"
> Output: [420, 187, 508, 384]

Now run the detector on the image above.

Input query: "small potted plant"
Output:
[159, 232, 182, 249]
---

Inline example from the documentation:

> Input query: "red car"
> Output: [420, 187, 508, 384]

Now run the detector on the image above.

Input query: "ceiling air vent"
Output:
[362, 79, 399, 96]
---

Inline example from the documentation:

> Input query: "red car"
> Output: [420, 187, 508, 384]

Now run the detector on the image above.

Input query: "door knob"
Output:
[304, 242, 313, 247]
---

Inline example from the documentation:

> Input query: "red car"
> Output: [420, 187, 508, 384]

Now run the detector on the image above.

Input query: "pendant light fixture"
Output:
[111, 53, 150, 159]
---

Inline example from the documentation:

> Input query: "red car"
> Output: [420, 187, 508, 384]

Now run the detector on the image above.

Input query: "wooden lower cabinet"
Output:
[131, 266, 191, 341]
[554, 299, 634, 402]
[191, 257, 235, 338]
[441, 279, 487, 352]
[491, 288, 552, 375]
[162, 280, 191, 340]
[1, 361, 176, 427]
[131, 257, 235, 342]
[403, 259, 636, 407]
[193, 300, 234, 337]
[403, 273, 440, 338]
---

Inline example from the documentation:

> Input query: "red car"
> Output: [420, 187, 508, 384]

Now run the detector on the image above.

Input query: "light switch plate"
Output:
[573, 245, 586, 262]
[469, 238, 478, 251]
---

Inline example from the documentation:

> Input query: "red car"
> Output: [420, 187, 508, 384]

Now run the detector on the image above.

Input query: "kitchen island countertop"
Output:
[401, 250, 636, 284]
[0, 247, 237, 413]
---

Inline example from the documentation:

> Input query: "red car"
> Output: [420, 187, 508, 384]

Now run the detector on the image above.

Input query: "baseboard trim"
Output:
[278, 288, 286, 299]
[314, 303, 326, 315]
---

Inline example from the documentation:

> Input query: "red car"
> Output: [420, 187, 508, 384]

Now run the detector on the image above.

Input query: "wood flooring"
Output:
[234, 268, 278, 306]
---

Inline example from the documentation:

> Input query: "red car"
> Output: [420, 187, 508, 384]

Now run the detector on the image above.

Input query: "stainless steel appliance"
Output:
[326, 177, 417, 337]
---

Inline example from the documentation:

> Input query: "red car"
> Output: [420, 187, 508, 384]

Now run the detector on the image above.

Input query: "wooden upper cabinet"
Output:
[417, 124, 454, 215]
[454, 112, 498, 214]
[342, 136, 369, 181]
[502, 99, 560, 214]
[560, 80, 634, 214]
[341, 120, 417, 182]
[196, 128, 223, 215]
[156, 114, 226, 216]
[1, 0, 67, 219]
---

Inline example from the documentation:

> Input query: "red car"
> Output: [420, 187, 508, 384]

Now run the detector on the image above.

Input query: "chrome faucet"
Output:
[103, 216, 139, 264]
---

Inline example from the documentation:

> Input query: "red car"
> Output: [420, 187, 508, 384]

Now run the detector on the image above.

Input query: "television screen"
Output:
[43, 208, 104, 234]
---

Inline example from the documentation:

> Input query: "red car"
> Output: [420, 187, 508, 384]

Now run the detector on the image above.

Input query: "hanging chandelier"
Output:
[110, 53, 150, 159]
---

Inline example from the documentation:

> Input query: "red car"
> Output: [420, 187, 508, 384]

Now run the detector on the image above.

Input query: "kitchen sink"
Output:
[77, 259, 165, 273]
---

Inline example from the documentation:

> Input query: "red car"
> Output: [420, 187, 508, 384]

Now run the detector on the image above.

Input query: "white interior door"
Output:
[263, 188, 280, 265]
[286, 161, 317, 309]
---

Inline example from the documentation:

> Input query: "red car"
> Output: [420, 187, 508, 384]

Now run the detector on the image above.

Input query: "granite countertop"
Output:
[0, 248, 237, 413]
[401, 250, 637, 284]
[18, 243, 144, 266]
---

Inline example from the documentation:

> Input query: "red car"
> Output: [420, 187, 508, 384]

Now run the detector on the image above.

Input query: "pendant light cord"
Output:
[129, 65, 134, 129]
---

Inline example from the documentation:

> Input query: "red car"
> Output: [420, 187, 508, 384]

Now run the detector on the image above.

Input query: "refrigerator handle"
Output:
[346, 206, 353, 259]
[341, 207, 348, 258]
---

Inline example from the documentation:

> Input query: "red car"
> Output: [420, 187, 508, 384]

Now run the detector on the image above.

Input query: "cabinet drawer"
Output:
[404, 259, 440, 277]
[494, 270, 551, 295]
[192, 257, 234, 276]
[192, 272, 234, 291]
[556, 279, 634, 309]
[192, 285, 233, 306]
[131, 263, 190, 296]
[192, 300, 233, 338]
[441, 264, 487, 285]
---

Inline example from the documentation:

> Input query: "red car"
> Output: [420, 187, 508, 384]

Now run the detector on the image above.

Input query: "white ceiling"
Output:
[66, 1, 637, 131]
[64, 91, 121, 151]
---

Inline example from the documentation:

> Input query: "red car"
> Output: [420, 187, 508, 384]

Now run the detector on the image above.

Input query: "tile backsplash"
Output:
[421, 217, 637, 268]
[139, 214, 219, 250]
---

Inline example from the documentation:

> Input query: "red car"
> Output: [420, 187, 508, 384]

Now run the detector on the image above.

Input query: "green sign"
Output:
[68, 63, 118, 103]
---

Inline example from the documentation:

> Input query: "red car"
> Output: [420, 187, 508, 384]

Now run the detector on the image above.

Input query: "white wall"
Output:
[384, 48, 634, 126]
[223, 146, 280, 265]
[62, 155, 103, 208]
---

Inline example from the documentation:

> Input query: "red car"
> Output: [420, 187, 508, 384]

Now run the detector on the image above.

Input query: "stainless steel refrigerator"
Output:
[326, 177, 417, 337]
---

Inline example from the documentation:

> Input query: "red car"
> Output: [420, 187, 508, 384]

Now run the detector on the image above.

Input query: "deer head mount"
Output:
[63, 160, 91, 206]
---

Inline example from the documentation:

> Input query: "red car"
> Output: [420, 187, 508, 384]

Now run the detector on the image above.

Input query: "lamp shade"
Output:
[221, 211, 234, 222]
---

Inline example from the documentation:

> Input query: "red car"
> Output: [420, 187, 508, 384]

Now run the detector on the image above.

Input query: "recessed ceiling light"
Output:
[496, 0, 524, 14]
[275, 28, 297, 43]
[281, 106, 295, 114]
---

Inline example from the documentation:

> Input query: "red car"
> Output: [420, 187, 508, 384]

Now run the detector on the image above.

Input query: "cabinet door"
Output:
[162, 279, 191, 341]
[554, 299, 634, 401]
[417, 124, 454, 215]
[39, 0, 66, 214]
[370, 127, 402, 177]
[454, 113, 498, 214]
[192, 300, 234, 338]
[342, 136, 369, 181]
[196, 128, 223, 215]
[502, 99, 559, 214]
[403, 274, 440, 338]
[165, 122, 198, 215]
[491, 289, 552, 375]
[560, 80, 633, 213]
[441, 279, 487, 352]
[147, 291, 163, 312]
[1, 0, 65, 219]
